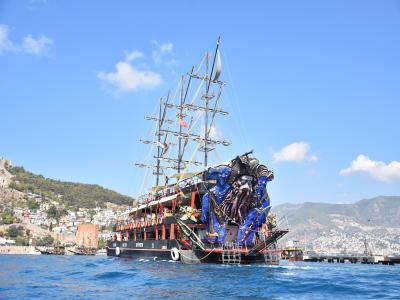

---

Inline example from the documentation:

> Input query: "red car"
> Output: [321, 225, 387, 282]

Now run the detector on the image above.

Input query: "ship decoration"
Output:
[107, 38, 288, 264]
[201, 155, 275, 246]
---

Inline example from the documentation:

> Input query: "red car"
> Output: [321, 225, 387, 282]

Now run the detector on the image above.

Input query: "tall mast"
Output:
[136, 94, 174, 187]
[204, 51, 209, 167]
[177, 76, 184, 173]
[203, 36, 221, 167]
[156, 98, 162, 186]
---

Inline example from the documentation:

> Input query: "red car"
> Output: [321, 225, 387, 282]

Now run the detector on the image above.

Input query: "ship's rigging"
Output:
[135, 37, 230, 190]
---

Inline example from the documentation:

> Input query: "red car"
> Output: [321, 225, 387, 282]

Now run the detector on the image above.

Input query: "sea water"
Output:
[0, 255, 399, 299]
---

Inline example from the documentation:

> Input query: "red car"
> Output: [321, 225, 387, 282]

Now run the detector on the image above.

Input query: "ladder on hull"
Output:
[222, 242, 242, 264]
[247, 229, 288, 256]
[263, 242, 280, 264]
[247, 216, 290, 257]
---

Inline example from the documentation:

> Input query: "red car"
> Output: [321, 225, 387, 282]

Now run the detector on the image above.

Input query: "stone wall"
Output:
[0, 245, 40, 255]
[76, 224, 98, 248]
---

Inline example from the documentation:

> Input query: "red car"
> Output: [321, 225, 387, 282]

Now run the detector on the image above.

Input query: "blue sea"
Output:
[0, 255, 399, 300]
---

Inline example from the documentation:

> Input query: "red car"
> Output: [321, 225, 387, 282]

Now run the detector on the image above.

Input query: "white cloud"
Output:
[198, 124, 224, 144]
[160, 42, 173, 53]
[152, 41, 175, 65]
[0, 24, 52, 55]
[125, 50, 144, 62]
[340, 154, 400, 183]
[23, 35, 52, 55]
[97, 52, 162, 93]
[209, 125, 222, 139]
[0, 25, 18, 54]
[273, 142, 318, 163]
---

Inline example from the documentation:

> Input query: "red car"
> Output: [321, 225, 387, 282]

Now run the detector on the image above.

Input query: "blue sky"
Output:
[1, 0, 400, 205]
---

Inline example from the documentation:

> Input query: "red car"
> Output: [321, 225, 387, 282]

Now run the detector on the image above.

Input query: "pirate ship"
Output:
[106, 38, 288, 264]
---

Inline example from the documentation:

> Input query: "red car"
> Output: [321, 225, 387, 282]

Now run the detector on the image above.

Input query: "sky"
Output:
[1, 0, 400, 205]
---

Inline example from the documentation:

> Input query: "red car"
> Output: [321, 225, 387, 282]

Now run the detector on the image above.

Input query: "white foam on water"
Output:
[282, 265, 315, 270]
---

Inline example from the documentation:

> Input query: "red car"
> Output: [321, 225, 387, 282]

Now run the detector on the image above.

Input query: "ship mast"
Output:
[177, 76, 184, 173]
[156, 98, 162, 186]
[202, 36, 221, 167]
[136, 93, 174, 185]
[204, 51, 210, 167]
[136, 37, 229, 191]
[198, 37, 223, 168]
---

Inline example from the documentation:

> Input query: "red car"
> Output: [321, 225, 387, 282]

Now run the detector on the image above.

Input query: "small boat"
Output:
[70, 247, 97, 256]
[36, 245, 66, 255]
[281, 247, 304, 261]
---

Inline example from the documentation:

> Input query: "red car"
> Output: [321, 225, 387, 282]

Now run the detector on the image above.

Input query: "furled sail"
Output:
[157, 141, 167, 149]
[213, 49, 222, 82]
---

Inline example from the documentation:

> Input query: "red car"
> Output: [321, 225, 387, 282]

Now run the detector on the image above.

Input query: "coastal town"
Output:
[0, 158, 129, 254]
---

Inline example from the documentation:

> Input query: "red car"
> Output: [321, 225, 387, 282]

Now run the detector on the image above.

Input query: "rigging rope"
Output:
[195, 53, 206, 75]
[177, 247, 216, 262]
[139, 102, 161, 196]
[177, 139, 202, 182]
[219, 49, 250, 150]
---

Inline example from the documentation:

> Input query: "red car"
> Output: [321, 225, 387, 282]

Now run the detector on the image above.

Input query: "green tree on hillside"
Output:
[27, 199, 40, 210]
[15, 236, 28, 246]
[7, 226, 18, 237]
[89, 210, 96, 221]
[35, 235, 54, 246]
[0, 212, 15, 225]
[6, 165, 134, 208]
[7, 225, 21, 238]
[46, 205, 68, 225]
[98, 237, 106, 249]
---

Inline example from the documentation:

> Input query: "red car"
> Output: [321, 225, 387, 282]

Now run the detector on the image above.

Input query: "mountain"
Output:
[1, 159, 134, 209]
[273, 196, 400, 254]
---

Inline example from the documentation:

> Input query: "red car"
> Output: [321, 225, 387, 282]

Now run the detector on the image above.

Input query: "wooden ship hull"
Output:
[106, 240, 269, 264]
[106, 181, 288, 264]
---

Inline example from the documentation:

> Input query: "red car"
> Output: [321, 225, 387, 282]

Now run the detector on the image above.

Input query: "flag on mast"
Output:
[179, 119, 189, 128]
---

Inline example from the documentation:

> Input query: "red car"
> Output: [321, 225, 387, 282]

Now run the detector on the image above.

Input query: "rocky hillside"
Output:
[0, 158, 13, 188]
[0, 158, 25, 208]
[273, 196, 400, 254]
[1, 158, 134, 209]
